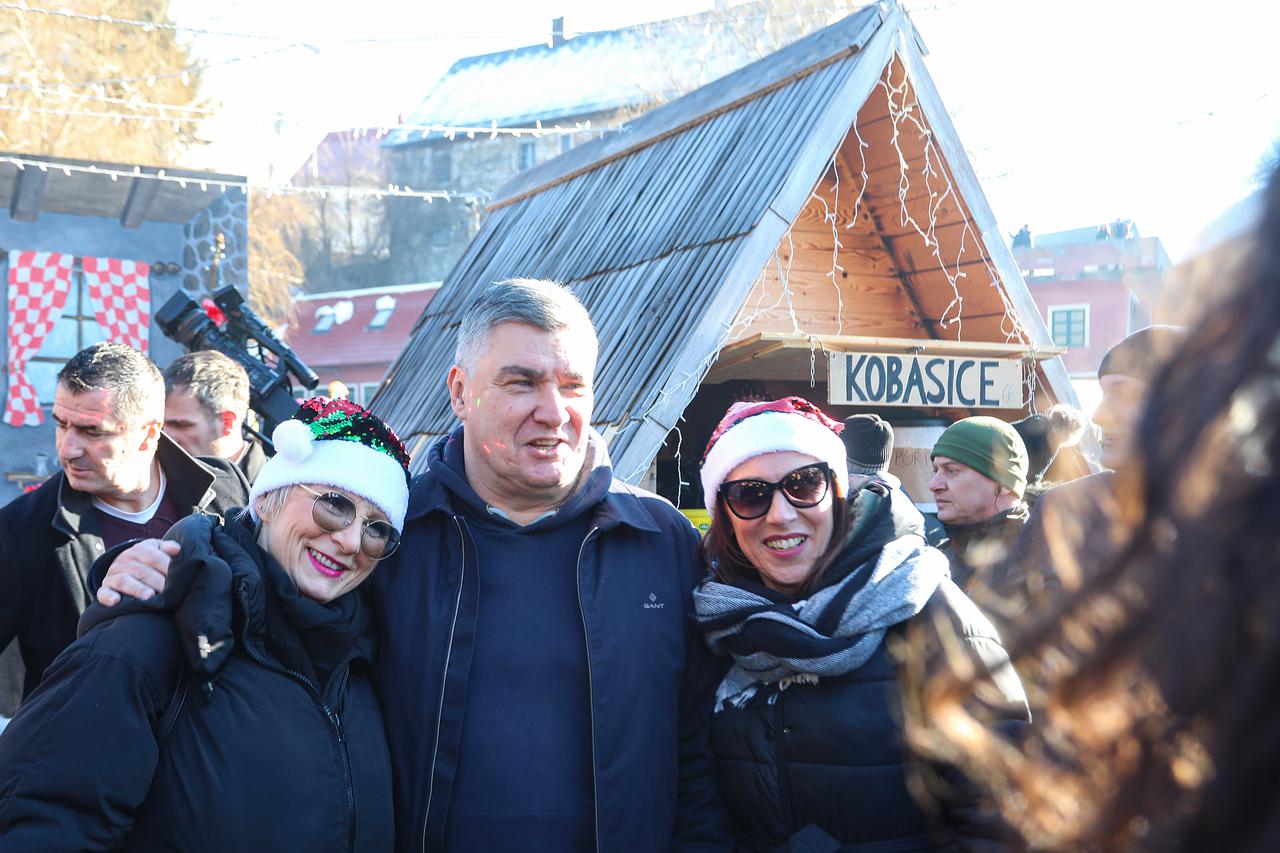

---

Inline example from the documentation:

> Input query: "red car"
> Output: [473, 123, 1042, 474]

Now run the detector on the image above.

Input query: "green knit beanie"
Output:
[931, 416, 1029, 497]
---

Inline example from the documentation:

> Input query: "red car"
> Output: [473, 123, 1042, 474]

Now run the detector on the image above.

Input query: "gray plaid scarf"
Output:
[694, 533, 948, 711]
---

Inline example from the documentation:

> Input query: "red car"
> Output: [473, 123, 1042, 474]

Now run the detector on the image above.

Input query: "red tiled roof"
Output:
[286, 284, 439, 372]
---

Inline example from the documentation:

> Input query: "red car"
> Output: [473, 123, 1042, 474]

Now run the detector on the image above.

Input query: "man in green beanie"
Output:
[929, 416, 1030, 591]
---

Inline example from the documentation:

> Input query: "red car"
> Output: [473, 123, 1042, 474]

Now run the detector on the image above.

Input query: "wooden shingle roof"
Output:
[375, 2, 1077, 477]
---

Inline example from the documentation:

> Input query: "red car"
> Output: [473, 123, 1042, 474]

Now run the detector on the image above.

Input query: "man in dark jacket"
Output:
[101, 281, 732, 852]
[162, 349, 268, 483]
[0, 342, 248, 700]
[928, 416, 1030, 593]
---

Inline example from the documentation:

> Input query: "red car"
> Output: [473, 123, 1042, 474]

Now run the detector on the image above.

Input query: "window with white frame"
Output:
[1048, 305, 1089, 348]
[29, 267, 107, 404]
[367, 295, 396, 330]
[360, 382, 380, 405]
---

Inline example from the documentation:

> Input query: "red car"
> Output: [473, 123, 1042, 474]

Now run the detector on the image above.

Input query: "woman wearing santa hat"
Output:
[0, 397, 408, 851]
[694, 396, 1029, 851]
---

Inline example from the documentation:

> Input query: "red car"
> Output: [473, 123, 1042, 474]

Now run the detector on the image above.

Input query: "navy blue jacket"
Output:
[372, 429, 732, 852]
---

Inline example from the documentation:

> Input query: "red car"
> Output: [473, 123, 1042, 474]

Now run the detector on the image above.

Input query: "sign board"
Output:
[829, 351, 1024, 408]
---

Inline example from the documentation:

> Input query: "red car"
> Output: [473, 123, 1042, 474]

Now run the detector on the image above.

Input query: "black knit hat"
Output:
[1099, 325, 1187, 383]
[841, 413, 894, 476]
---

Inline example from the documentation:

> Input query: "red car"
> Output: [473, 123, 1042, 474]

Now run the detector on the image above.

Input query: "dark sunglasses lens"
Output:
[312, 492, 356, 531]
[361, 522, 400, 559]
[782, 466, 828, 506]
[724, 481, 773, 519]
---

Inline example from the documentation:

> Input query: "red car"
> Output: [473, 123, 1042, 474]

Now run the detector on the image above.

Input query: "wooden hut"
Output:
[375, 1, 1082, 515]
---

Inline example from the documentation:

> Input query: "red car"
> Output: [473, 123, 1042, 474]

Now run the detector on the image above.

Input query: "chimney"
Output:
[551, 17, 565, 48]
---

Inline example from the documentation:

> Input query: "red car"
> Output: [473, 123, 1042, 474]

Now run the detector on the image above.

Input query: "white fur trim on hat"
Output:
[700, 411, 849, 514]
[249, 437, 409, 530]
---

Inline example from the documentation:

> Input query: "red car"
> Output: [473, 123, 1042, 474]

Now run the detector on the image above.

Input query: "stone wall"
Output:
[181, 186, 249, 296]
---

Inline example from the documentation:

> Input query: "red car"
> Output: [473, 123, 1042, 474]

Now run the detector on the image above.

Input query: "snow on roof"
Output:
[384, 12, 759, 147]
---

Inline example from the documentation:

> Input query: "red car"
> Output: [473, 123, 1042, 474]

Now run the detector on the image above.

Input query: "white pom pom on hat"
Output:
[270, 419, 315, 464]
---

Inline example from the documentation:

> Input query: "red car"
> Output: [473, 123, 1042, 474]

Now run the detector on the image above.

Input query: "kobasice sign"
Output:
[828, 351, 1024, 408]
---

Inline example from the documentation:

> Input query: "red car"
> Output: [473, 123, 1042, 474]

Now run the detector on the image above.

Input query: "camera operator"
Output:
[163, 350, 268, 483]
[0, 343, 248, 702]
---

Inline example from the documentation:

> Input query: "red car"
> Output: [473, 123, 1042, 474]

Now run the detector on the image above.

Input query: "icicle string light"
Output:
[0, 155, 487, 203]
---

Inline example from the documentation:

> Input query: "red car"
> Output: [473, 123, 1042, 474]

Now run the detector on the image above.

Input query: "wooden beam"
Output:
[120, 170, 161, 229]
[9, 166, 48, 222]
[727, 330, 1064, 360]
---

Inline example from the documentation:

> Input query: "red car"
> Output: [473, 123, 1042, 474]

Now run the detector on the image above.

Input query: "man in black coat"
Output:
[0, 342, 248, 700]
[928, 416, 1031, 594]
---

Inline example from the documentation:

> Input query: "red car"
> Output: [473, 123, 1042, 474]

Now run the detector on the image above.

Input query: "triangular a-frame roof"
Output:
[376, 1, 1079, 478]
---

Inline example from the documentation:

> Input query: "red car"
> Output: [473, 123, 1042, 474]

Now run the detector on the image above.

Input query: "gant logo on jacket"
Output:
[644, 593, 666, 610]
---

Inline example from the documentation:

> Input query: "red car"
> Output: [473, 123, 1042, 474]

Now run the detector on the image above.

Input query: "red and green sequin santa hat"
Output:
[249, 397, 412, 530]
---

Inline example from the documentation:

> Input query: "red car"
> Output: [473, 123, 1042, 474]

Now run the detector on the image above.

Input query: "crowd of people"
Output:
[0, 164, 1275, 850]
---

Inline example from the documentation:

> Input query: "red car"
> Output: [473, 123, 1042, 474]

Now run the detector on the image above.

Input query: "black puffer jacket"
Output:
[710, 487, 1029, 852]
[0, 512, 393, 851]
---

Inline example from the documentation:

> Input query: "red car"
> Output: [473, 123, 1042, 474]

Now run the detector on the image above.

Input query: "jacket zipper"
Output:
[422, 516, 469, 853]
[575, 526, 601, 853]
[235, 584, 359, 851]
[330, 668, 356, 852]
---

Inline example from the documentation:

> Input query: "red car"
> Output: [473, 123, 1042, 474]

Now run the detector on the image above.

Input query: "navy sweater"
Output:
[435, 441, 604, 851]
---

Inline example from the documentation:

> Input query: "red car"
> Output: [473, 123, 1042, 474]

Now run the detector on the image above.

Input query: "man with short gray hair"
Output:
[162, 350, 266, 482]
[101, 280, 732, 851]
[0, 342, 247, 700]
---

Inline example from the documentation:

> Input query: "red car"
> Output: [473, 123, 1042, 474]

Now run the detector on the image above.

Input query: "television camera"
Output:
[155, 284, 318, 449]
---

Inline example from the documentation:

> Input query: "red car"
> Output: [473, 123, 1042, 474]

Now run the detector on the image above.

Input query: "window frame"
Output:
[28, 263, 107, 405]
[1047, 303, 1090, 348]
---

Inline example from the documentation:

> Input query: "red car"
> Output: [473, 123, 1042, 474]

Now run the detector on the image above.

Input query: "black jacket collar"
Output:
[54, 433, 223, 538]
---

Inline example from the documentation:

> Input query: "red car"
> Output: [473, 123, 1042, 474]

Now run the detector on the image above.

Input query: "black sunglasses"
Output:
[719, 462, 832, 521]
[295, 484, 401, 560]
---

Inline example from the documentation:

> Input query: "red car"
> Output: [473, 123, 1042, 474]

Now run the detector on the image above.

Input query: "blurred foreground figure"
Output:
[999, 325, 1185, 616]
[915, 164, 1280, 851]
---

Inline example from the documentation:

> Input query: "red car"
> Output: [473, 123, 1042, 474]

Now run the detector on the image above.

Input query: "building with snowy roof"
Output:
[381, 8, 774, 284]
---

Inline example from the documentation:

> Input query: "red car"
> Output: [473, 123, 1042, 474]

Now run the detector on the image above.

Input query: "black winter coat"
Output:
[710, 487, 1029, 852]
[0, 512, 393, 851]
[0, 434, 249, 698]
[936, 505, 1030, 593]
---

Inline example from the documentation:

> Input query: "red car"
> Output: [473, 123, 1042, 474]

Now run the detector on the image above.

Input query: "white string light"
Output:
[0, 94, 616, 139]
[0, 155, 488, 203]
[0, 2, 874, 46]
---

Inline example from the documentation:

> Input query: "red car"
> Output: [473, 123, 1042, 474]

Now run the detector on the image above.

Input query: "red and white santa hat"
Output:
[699, 396, 849, 514]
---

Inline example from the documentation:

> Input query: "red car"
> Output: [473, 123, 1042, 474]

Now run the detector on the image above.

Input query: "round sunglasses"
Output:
[294, 484, 401, 560]
[718, 462, 832, 520]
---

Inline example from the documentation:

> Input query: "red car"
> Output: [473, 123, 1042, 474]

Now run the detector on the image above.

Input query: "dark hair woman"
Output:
[693, 396, 1031, 851]
[0, 398, 409, 851]
[915, 165, 1280, 852]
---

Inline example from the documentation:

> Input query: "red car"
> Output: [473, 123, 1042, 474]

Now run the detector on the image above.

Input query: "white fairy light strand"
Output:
[0, 2, 875, 47]
[0, 95, 615, 139]
[0, 155, 488, 203]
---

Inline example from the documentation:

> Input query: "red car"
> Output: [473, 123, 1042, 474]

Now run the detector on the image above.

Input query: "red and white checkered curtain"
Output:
[82, 257, 151, 354]
[5, 251, 74, 426]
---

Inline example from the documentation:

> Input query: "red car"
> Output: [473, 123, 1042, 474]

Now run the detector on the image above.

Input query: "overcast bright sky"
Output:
[167, 0, 1280, 261]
